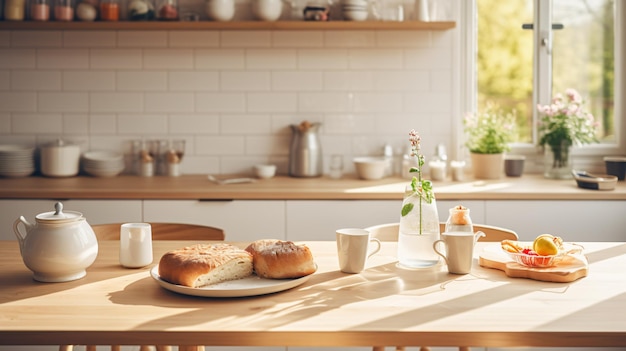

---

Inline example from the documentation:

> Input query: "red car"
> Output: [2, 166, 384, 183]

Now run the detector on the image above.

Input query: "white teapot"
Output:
[13, 202, 98, 282]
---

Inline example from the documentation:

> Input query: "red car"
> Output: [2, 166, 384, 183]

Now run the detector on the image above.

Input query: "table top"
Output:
[1, 240, 626, 348]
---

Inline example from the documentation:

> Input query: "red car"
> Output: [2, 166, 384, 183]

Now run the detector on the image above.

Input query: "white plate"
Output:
[150, 265, 314, 298]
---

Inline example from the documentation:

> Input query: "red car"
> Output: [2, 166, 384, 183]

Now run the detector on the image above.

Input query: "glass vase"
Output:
[544, 141, 573, 179]
[397, 185, 440, 269]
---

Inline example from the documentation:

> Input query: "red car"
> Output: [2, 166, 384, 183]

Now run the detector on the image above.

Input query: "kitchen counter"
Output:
[1, 174, 625, 200]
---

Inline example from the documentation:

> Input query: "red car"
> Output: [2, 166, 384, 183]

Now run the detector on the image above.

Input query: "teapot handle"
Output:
[13, 216, 31, 252]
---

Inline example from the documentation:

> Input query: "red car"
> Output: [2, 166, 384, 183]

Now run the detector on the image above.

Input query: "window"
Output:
[471, 0, 624, 163]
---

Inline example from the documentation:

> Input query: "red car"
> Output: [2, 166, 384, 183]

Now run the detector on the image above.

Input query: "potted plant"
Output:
[463, 102, 516, 179]
[537, 88, 598, 179]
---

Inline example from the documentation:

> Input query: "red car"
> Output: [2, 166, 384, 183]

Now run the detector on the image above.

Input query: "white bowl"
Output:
[343, 9, 368, 21]
[353, 157, 387, 180]
[205, 0, 235, 21]
[254, 164, 277, 179]
[251, 0, 283, 21]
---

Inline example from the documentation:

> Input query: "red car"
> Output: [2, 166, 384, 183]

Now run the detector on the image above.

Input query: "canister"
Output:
[40, 139, 81, 177]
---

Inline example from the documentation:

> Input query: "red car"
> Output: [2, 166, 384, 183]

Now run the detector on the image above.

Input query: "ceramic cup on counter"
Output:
[336, 228, 381, 274]
[119, 223, 153, 268]
[205, 0, 234, 21]
[504, 155, 525, 177]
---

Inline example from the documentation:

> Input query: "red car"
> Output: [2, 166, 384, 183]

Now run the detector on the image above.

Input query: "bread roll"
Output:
[245, 239, 316, 279]
[158, 243, 253, 288]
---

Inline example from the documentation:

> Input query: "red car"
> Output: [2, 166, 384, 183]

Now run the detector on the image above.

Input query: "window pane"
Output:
[552, 0, 615, 142]
[477, 0, 534, 143]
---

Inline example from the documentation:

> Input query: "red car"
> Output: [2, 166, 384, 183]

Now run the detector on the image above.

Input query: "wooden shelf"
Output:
[0, 20, 455, 31]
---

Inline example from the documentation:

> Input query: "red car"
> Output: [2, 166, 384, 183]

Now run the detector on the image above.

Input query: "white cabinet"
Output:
[143, 200, 286, 242]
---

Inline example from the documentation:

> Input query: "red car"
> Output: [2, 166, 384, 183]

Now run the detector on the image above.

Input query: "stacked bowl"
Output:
[0, 145, 35, 178]
[82, 151, 125, 177]
[341, 0, 368, 21]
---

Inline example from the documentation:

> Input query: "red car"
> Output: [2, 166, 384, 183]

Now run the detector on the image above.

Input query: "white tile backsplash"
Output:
[0, 23, 459, 176]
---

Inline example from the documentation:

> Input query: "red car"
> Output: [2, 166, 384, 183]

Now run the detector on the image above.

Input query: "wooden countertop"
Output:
[0, 174, 625, 200]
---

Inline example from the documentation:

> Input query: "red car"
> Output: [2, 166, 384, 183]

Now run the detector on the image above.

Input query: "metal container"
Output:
[289, 121, 323, 177]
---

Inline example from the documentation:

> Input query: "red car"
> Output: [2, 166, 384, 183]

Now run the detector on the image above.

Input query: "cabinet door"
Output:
[485, 200, 626, 242]
[143, 200, 286, 242]
[0, 199, 141, 241]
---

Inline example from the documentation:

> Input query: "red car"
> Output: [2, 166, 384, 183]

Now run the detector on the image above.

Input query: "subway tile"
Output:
[245, 135, 287, 155]
[11, 113, 63, 134]
[353, 92, 404, 113]
[38, 92, 89, 112]
[90, 49, 143, 69]
[195, 135, 245, 155]
[0, 32, 9, 47]
[117, 71, 167, 91]
[220, 71, 271, 91]
[168, 114, 219, 134]
[0, 49, 36, 69]
[145, 92, 195, 113]
[37, 49, 89, 69]
[0, 71, 8, 90]
[298, 49, 348, 69]
[11, 71, 61, 91]
[221, 31, 271, 48]
[348, 49, 403, 69]
[169, 71, 219, 91]
[117, 114, 168, 135]
[271, 71, 323, 91]
[246, 49, 297, 69]
[404, 47, 453, 69]
[431, 69, 452, 92]
[375, 31, 430, 48]
[195, 49, 246, 69]
[63, 31, 116, 48]
[144, 49, 194, 69]
[117, 31, 168, 47]
[90, 92, 144, 113]
[373, 70, 429, 91]
[298, 92, 352, 113]
[0, 93, 37, 112]
[323, 71, 374, 91]
[168, 31, 219, 48]
[403, 91, 452, 113]
[323, 113, 374, 134]
[323, 31, 376, 47]
[181, 155, 220, 174]
[63, 114, 89, 134]
[195, 92, 246, 113]
[11, 31, 62, 48]
[220, 114, 271, 134]
[89, 114, 117, 134]
[272, 31, 324, 48]
[0, 113, 10, 133]
[248, 92, 298, 113]
[63, 71, 116, 91]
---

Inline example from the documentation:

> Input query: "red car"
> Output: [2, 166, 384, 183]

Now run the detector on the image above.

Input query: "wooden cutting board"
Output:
[478, 245, 588, 283]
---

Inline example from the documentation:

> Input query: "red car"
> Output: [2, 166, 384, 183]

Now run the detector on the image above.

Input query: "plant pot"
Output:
[470, 152, 504, 180]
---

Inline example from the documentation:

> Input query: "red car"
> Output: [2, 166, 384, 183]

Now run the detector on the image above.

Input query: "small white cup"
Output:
[119, 223, 153, 268]
[205, 0, 235, 21]
[433, 231, 485, 274]
[336, 228, 381, 273]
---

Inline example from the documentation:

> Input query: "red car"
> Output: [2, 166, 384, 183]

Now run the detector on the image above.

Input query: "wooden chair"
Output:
[366, 222, 518, 351]
[59, 223, 226, 351]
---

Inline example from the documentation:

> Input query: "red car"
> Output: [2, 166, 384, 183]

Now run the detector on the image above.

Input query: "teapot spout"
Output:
[13, 216, 33, 254]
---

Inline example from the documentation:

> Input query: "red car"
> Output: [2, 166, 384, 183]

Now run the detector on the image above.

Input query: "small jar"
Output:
[75, 0, 98, 21]
[4, 0, 26, 20]
[99, 0, 118, 20]
[156, 0, 177, 20]
[29, 0, 51, 21]
[54, 0, 74, 20]
[127, 0, 155, 20]
[444, 205, 473, 233]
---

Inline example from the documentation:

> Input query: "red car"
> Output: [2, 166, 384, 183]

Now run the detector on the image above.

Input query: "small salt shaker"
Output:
[119, 223, 153, 268]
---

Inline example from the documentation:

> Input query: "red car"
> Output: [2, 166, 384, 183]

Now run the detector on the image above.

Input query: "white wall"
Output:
[0, 6, 460, 177]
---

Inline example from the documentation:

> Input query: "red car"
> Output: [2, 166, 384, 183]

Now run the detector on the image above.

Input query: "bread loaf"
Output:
[245, 239, 316, 279]
[158, 243, 253, 288]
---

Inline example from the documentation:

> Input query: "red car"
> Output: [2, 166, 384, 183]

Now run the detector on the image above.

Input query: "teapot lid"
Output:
[36, 202, 84, 223]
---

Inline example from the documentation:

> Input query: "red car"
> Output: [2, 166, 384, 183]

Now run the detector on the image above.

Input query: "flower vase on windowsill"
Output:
[543, 140, 573, 179]
[397, 130, 440, 269]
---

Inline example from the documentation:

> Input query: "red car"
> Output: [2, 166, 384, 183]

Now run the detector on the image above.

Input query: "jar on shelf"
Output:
[75, 0, 98, 21]
[28, 0, 51, 21]
[127, 0, 155, 20]
[156, 0, 178, 20]
[99, 0, 118, 20]
[4, 0, 26, 20]
[54, 0, 74, 20]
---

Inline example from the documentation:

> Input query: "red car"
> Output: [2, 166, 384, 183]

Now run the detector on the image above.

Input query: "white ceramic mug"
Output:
[336, 228, 381, 274]
[119, 223, 153, 268]
[433, 231, 485, 274]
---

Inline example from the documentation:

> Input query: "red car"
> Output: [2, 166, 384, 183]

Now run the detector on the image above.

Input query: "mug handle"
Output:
[432, 239, 448, 264]
[368, 238, 381, 258]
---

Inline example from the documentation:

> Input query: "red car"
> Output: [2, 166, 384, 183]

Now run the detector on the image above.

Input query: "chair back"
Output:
[365, 223, 518, 242]
[92, 223, 225, 241]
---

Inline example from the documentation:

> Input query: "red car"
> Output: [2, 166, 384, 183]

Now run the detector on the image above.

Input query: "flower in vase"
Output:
[401, 130, 435, 233]
[537, 88, 599, 168]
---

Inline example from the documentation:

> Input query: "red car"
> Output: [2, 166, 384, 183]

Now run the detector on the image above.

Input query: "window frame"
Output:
[460, 0, 626, 172]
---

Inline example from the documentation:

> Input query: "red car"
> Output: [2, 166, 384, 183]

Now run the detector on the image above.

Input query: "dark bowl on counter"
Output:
[572, 170, 617, 191]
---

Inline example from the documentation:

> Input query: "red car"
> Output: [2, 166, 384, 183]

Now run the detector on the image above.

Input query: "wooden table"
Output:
[1, 240, 626, 348]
